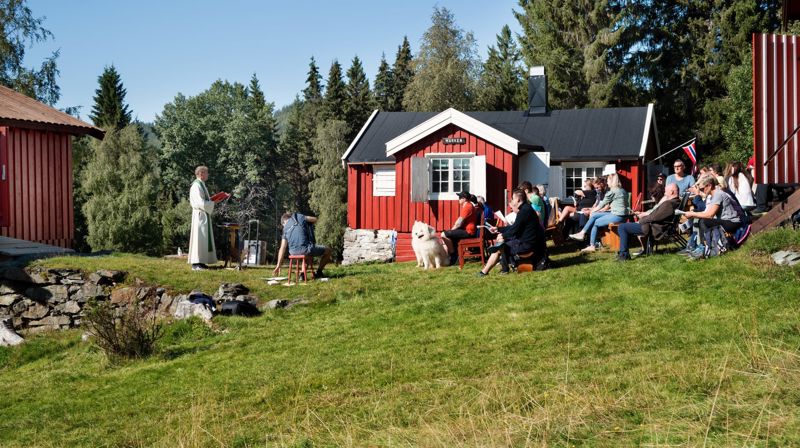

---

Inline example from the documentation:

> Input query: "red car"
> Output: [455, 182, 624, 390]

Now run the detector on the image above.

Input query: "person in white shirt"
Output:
[725, 161, 755, 210]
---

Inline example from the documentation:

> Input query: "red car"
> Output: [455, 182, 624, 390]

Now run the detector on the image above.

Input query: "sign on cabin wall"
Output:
[442, 137, 466, 145]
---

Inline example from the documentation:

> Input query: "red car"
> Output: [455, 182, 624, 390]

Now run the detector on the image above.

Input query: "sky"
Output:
[26, 0, 522, 123]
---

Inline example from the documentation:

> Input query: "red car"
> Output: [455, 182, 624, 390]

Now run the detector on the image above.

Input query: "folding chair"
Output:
[650, 192, 690, 252]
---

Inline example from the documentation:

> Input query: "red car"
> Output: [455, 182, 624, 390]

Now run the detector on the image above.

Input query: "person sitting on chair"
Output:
[441, 191, 477, 264]
[273, 212, 331, 279]
[568, 173, 628, 253]
[615, 183, 680, 261]
[477, 189, 546, 276]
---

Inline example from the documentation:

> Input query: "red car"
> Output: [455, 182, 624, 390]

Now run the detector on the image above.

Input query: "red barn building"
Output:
[342, 70, 660, 262]
[0, 85, 103, 249]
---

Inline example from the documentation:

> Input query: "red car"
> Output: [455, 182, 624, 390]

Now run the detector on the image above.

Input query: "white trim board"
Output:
[385, 108, 519, 157]
[342, 109, 379, 168]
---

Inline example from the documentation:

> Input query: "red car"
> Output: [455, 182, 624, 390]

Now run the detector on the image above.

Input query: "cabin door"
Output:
[0, 127, 8, 228]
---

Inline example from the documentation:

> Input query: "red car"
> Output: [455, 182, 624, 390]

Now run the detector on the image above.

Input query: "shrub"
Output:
[83, 299, 163, 362]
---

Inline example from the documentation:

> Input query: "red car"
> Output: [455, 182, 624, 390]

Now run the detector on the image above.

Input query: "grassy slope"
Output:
[1, 230, 799, 447]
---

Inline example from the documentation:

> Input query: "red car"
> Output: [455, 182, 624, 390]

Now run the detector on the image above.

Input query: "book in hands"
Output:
[211, 191, 230, 202]
[493, 211, 517, 225]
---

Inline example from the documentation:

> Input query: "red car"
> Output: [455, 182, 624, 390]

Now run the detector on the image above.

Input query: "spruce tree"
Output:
[323, 60, 346, 120]
[278, 100, 313, 214]
[373, 54, 393, 111]
[344, 56, 372, 141]
[302, 56, 323, 104]
[82, 125, 161, 254]
[478, 25, 526, 111]
[389, 36, 413, 111]
[89, 65, 132, 129]
[402, 7, 481, 111]
[309, 119, 349, 259]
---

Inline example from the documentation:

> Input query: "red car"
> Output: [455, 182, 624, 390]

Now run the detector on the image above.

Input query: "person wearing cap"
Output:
[684, 175, 741, 258]
[441, 190, 478, 262]
[666, 159, 696, 195]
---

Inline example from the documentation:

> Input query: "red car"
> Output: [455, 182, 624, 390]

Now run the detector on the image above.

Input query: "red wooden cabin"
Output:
[342, 70, 661, 262]
[0, 85, 103, 248]
[753, 33, 800, 185]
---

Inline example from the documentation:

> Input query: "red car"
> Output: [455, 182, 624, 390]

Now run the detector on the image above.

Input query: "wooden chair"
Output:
[544, 197, 563, 245]
[457, 214, 486, 270]
[287, 254, 314, 283]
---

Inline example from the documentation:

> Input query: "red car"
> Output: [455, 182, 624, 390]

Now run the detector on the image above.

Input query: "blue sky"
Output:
[26, 0, 522, 123]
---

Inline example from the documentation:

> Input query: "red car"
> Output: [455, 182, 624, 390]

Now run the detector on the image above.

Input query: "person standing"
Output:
[188, 166, 223, 270]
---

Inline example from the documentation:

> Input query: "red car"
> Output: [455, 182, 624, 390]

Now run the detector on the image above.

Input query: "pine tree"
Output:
[279, 100, 313, 214]
[89, 65, 132, 129]
[344, 56, 372, 141]
[302, 56, 323, 104]
[82, 125, 161, 254]
[389, 36, 413, 111]
[402, 7, 481, 111]
[373, 54, 393, 111]
[323, 60, 346, 120]
[309, 119, 349, 259]
[478, 25, 526, 111]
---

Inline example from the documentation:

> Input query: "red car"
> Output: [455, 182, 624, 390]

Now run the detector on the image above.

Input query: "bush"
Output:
[83, 299, 163, 362]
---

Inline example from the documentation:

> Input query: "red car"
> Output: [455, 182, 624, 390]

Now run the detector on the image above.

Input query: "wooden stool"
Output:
[287, 255, 314, 283]
[604, 223, 621, 251]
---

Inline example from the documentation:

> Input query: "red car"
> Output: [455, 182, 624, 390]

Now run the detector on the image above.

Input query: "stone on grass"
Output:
[63, 301, 81, 314]
[174, 299, 213, 322]
[266, 299, 288, 309]
[110, 287, 137, 306]
[21, 302, 49, 319]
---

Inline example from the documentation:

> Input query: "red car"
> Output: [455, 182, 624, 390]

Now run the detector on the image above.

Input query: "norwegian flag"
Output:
[682, 140, 698, 174]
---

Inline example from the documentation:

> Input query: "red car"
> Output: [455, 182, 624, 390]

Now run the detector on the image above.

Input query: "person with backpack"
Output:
[273, 212, 331, 279]
[684, 175, 742, 259]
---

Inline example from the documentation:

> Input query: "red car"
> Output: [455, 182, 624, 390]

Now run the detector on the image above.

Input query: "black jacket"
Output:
[500, 203, 545, 251]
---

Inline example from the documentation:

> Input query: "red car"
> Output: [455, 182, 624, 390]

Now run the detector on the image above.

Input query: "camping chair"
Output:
[457, 214, 487, 270]
[650, 191, 690, 253]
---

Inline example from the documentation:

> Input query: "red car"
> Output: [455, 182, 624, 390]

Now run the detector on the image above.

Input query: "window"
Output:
[563, 165, 604, 196]
[431, 157, 470, 194]
[372, 166, 395, 196]
[411, 154, 485, 202]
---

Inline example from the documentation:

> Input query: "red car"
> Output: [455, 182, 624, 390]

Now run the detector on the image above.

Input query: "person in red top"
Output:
[441, 191, 478, 263]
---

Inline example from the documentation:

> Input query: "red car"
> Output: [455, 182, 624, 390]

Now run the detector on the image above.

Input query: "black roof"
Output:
[345, 107, 653, 164]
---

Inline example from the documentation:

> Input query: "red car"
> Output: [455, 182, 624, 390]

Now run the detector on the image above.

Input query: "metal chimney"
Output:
[528, 66, 547, 115]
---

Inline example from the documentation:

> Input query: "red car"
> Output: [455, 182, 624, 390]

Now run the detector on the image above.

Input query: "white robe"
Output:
[188, 179, 217, 265]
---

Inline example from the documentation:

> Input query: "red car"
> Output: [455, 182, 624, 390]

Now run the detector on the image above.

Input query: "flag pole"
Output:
[651, 137, 697, 163]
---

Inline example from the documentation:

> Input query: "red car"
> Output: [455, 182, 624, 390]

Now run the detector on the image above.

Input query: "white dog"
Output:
[411, 221, 450, 269]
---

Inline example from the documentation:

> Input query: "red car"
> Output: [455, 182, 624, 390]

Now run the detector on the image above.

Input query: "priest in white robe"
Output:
[188, 166, 217, 269]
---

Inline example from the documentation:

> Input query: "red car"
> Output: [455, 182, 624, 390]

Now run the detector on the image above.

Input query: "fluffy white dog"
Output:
[411, 221, 450, 269]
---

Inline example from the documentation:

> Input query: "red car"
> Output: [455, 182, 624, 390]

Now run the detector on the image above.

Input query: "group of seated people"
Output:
[428, 157, 758, 275]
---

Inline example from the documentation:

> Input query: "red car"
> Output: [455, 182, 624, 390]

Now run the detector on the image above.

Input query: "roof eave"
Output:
[0, 118, 105, 139]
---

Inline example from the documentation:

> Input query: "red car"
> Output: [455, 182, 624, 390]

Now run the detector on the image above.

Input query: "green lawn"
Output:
[1, 229, 799, 447]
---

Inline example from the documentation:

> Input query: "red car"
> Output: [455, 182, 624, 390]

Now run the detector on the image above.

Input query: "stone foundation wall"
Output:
[0, 267, 257, 335]
[342, 228, 395, 265]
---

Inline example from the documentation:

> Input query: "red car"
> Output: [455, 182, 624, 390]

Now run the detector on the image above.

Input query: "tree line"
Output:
[2, 1, 795, 258]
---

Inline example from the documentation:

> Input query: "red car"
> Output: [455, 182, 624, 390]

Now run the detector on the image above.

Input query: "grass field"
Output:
[1, 229, 799, 447]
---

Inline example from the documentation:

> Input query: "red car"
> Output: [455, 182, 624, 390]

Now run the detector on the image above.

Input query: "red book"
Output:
[210, 191, 230, 202]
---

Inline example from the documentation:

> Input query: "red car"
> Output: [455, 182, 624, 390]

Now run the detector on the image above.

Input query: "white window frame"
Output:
[425, 153, 475, 200]
[561, 162, 605, 197]
[372, 165, 396, 197]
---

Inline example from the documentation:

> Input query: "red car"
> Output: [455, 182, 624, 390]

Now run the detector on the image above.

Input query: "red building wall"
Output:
[346, 124, 517, 233]
[753, 33, 799, 184]
[0, 126, 74, 248]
